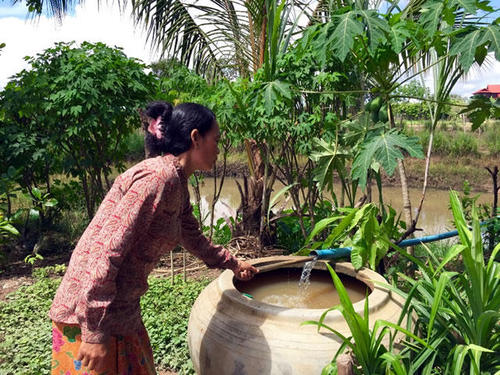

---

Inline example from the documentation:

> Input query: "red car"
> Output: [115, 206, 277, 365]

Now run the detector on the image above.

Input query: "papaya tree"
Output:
[300, 0, 500, 240]
[0, 41, 156, 217]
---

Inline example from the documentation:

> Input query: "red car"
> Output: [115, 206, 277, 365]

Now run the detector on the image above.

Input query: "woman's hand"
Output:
[77, 341, 109, 372]
[233, 260, 259, 281]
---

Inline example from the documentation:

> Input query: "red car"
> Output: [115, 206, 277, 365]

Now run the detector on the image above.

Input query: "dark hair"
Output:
[143, 101, 216, 157]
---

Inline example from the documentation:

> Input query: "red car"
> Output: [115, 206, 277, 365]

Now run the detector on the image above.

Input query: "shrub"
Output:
[417, 130, 479, 157]
[0, 269, 209, 374]
[388, 192, 500, 373]
[141, 276, 210, 374]
[482, 121, 500, 155]
[0, 276, 59, 374]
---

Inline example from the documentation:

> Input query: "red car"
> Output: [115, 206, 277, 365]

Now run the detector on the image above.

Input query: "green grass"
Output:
[0, 270, 210, 375]
[480, 120, 500, 155]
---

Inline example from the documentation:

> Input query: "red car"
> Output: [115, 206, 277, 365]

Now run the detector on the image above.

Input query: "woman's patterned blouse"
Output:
[49, 154, 238, 343]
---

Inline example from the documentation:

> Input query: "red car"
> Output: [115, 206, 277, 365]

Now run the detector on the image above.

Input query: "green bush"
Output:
[482, 121, 500, 155]
[448, 131, 479, 156]
[388, 192, 500, 373]
[124, 128, 146, 161]
[0, 275, 59, 374]
[141, 276, 210, 374]
[417, 130, 479, 157]
[0, 270, 209, 374]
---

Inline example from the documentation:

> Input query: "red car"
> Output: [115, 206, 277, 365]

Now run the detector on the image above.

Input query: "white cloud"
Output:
[417, 55, 500, 99]
[0, 1, 499, 95]
[451, 58, 500, 97]
[0, 2, 160, 88]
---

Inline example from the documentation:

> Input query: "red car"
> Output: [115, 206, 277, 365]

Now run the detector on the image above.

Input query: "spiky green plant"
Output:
[302, 263, 427, 375]
[385, 191, 500, 374]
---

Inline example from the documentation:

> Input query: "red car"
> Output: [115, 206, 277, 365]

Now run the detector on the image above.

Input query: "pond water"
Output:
[191, 177, 490, 236]
[235, 267, 367, 309]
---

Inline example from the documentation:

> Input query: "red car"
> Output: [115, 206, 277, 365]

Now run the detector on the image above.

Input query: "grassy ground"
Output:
[0, 269, 210, 375]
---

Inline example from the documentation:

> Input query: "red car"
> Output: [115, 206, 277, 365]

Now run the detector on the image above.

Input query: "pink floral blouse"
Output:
[49, 154, 238, 343]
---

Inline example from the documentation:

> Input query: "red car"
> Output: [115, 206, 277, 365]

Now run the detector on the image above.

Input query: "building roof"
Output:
[473, 84, 500, 96]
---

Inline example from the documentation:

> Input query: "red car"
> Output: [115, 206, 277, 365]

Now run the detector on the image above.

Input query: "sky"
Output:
[0, 0, 500, 97]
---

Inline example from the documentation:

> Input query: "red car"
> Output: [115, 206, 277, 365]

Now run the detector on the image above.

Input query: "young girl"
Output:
[49, 101, 258, 374]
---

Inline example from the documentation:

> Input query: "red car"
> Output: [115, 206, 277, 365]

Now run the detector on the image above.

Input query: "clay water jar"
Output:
[187, 256, 404, 375]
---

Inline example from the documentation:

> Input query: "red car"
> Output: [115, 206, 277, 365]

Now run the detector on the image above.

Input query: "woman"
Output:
[49, 101, 258, 374]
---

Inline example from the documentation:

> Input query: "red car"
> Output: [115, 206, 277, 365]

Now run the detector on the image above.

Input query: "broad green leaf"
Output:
[450, 0, 477, 13]
[29, 208, 40, 221]
[460, 95, 498, 130]
[43, 198, 58, 207]
[263, 83, 277, 114]
[480, 25, 500, 61]
[350, 246, 364, 270]
[320, 209, 358, 247]
[305, 216, 343, 243]
[352, 130, 424, 188]
[356, 10, 390, 54]
[0, 222, 19, 236]
[450, 29, 484, 70]
[419, 2, 444, 34]
[261, 80, 291, 114]
[331, 12, 364, 62]
[310, 138, 349, 190]
[388, 22, 413, 54]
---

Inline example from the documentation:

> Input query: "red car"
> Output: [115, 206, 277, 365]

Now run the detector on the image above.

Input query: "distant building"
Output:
[473, 84, 500, 98]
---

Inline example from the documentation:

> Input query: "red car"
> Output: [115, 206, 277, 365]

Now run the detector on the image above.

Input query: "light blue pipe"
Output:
[310, 216, 499, 260]
[311, 248, 352, 260]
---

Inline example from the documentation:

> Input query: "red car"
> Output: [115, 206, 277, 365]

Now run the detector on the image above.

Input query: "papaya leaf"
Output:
[480, 25, 500, 61]
[262, 80, 291, 114]
[310, 138, 350, 190]
[419, 1, 444, 34]
[352, 129, 424, 188]
[449, 29, 484, 70]
[330, 12, 364, 62]
[388, 22, 413, 54]
[356, 9, 390, 54]
[450, 0, 478, 14]
[459, 96, 499, 130]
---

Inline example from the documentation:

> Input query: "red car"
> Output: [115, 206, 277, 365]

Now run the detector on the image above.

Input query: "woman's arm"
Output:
[179, 198, 258, 279]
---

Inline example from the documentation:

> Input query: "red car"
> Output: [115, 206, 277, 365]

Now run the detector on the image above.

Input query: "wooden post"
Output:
[337, 354, 354, 375]
[183, 249, 187, 282]
[170, 251, 175, 285]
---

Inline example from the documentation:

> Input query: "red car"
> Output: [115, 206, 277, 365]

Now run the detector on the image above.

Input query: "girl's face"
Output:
[193, 122, 220, 171]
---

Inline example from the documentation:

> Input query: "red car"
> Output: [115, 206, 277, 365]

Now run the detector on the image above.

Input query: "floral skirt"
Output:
[51, 321, 156, 375]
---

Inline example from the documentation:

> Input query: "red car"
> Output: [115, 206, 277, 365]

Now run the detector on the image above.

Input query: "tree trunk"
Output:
[398, 159, 413, 228]
[388, 103, 414, 239]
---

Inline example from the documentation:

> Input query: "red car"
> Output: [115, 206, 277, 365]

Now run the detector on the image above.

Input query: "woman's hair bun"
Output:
[144, 101, 173, 126]
[143, 101, 173, 157]
[142, 101, 216, 158]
